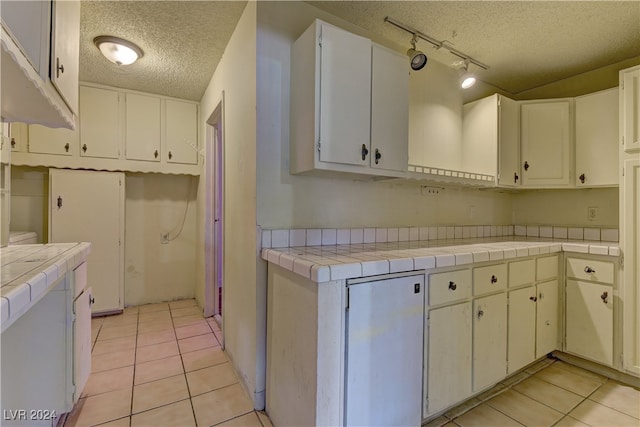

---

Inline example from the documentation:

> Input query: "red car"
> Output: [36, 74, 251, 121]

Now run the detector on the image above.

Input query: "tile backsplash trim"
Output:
[260, 225, 619, 249]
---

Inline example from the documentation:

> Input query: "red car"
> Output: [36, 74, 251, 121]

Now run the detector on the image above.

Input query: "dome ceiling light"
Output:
[94, 36, 144, 66]
[384, 16, 489, 82]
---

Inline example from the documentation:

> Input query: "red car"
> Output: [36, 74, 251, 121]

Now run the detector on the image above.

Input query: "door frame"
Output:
[204, 93, 225, 323]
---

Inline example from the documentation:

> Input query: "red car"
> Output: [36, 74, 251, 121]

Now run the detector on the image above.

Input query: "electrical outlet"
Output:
[587, 207, 599, 221]
[160, 233, 170, 244]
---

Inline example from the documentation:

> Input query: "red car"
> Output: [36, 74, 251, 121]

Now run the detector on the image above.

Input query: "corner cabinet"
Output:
[290, 20, 408, 178]
[462, 94, 520, 187]
[520, 99, 573, 187]
[1, 0, 79, 128]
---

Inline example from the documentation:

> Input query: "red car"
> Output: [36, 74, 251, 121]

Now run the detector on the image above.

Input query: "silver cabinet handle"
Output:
[584, 266, 596, 274]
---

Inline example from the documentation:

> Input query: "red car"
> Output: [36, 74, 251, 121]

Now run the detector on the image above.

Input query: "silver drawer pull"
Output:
[584, 266, 596, 274]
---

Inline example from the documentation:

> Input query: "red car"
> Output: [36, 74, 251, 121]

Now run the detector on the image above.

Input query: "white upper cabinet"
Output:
[28, 124, 77, 156]
[620, 66, 640, 153]
[462, 94, 519, 186]
[79, 85, 120, 159]
[318, 23, 371, 167]
[521, 100, 573, 187]
[165, 99, 198, 165]
[371, 44, 408, 172]
[125, 93, 161, 162]
[50, 0, 80, 114]
[12, 84, 200, 175]
[290, 20, 408, 177]
[1, 0, 79, 128]
[575, 88, 619, 187]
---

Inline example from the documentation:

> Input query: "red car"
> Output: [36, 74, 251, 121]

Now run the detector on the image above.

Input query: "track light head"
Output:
[459, 60, 476, 89]
[407, 35, 427, 71]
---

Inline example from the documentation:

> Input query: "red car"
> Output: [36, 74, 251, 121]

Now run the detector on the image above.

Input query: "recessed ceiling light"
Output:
[94, 36, 144, 66]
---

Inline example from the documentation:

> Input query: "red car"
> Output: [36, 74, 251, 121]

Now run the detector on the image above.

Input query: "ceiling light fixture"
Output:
[384, 16, 489, 76]
[459, 60, 476, 89]
[94, 36, 144, 66]
[407, 35, 428, 71]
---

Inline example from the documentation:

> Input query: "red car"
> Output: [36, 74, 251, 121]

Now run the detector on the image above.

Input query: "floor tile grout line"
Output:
[209, 409, 256, 427]
[128, 311, 140, 425]
[507, 387, 577, 417]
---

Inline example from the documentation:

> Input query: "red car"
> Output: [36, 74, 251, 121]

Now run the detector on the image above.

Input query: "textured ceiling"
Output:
[309, 1, 640, 95]
[79, 1, 247, 101]
[79, 1, 640, 102]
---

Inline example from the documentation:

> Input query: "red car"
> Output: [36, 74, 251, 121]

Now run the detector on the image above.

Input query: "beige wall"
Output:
[511, 188, 618, 227]
[197, 0, 260, 407]
[9, 166, 48, 242]
[124, 173, 198, 306]
[255, 1, 512, 230]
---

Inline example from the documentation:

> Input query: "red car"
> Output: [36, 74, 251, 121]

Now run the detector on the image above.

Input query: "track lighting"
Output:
[407, 35, 427, 71]
[459, 60, 476, 89]
[385, 16, 489, 78]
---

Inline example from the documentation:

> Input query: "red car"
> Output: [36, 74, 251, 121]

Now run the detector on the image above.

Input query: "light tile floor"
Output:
[427, 358, 640, 427]
[63, 299, 273, 427]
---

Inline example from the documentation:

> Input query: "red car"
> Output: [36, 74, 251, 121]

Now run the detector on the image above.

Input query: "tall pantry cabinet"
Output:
[49, 169, 125, 314]
[620, 65, 640, 376]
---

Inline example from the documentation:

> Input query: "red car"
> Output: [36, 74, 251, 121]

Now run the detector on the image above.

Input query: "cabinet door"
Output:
[370, 44, 407, 172]
[346, 275, 424, 426]
[126, 93, 161, 162]
[621, 68, 640, 153]
[462, 95, 498, 178]
[473, 293, 507, 391]
[0, 1, 50, 77]
[536, 279, 559, 358]
[79, 86, 120, 159]
[73, 286, 92, 402]
[319, 23, 371, 167]
[521, 101, 572, 186]
[28, 124, 78, 156]
[50, 169, 124, 313]
[498, 96, 520, 186]
[566, 279, 613, 366]
[165, 99, 198, 165]
[9, 123, 28, 152]
[622, 157, 640, 374]
[50, 0, 80, 113]
[426, 302, 472, 415]
[507, 287, 536, 374]
[575, 89, 618, 186]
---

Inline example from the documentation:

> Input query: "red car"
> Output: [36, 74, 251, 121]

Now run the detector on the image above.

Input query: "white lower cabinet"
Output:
[565, 256, 616, 367]
[346, 274, 424, 426]
[425, 302, 472, 415]
[473, 293, 507, 391]
[72, 262, 92, 402]
[49, 169, 124, 314]
[507, 286, 537, 374]
[536, 280, 559, 358]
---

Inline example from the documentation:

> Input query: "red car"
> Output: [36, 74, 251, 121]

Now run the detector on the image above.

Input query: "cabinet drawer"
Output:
[429, 269, 471, 306]
[508, 259, 535, 288]
[566, 257, 614, 284]
[473, 264, 507, 295]
[536, 255, 558, 281]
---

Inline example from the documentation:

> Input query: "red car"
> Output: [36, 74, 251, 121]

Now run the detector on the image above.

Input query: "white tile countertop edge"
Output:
[261, 238, 620, 283]
[0, 243, 92, 331]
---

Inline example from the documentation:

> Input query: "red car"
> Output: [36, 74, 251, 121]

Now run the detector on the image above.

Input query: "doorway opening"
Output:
[205, 95, 224, 331]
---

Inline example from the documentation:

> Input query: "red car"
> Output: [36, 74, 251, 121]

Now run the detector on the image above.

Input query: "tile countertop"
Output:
[1, 242, 91, 330]
[261, 237, 620, 283]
